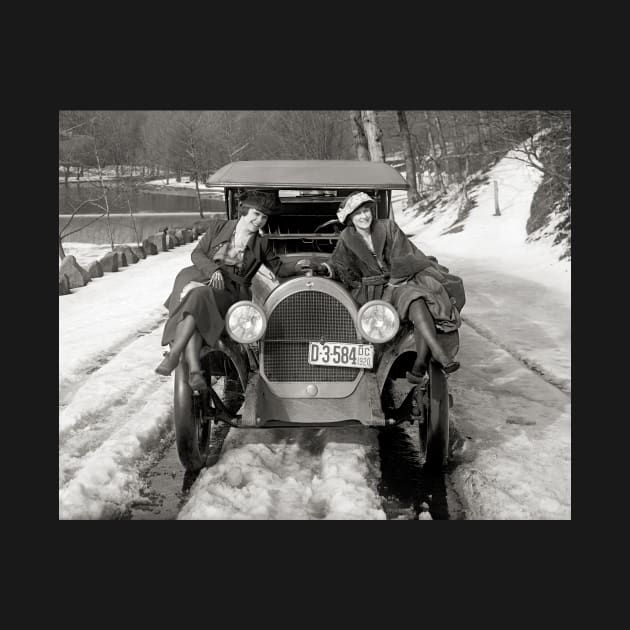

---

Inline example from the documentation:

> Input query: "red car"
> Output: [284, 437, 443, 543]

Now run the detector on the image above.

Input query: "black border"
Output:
[48, 46, 577, 588]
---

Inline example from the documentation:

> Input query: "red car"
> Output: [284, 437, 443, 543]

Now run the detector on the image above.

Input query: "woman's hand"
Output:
[209, 269, 224, 290]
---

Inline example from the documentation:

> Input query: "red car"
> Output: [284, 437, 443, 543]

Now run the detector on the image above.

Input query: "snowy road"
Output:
[58, 241, 569, 519]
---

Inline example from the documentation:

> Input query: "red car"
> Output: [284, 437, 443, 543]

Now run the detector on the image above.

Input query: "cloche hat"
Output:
[337, 191, 376, 224]
[238, 189, 280, 215]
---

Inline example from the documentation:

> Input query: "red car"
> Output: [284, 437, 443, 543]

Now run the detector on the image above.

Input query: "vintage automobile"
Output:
[173, 160, 459, 473]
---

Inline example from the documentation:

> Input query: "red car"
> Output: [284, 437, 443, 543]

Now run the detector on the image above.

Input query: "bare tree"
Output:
[396, 111, 420, 205]
[422, 111, 446, 193]
[59, 195, 107, 259]
[169, 112, 217, 217]
[349, 111, 370, 160]
[90, 117, 116, 250]
[361, 111, 386, 162]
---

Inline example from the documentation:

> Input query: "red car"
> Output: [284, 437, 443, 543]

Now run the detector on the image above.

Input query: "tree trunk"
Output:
[194, 179, 205, 218]
[463, 157, 470, 198]
[423, 111, 446, 193]
[452, 112, 466, 183]
[64, 166, 70, 184]
[59, 236, 66, 260]
[477, 111, 489, 154]
[127, 199, 141, 245]
[433, 113, 449, 185]
[349, 111, 370, 161]
[92, 127, 115, 251]
[396, 111, 420, 206]
[361, 111, 386, 162]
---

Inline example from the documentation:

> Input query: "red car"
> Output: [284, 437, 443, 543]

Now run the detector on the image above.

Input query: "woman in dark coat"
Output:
[325, 191, 464, 381]
[155, 191, 297, 391]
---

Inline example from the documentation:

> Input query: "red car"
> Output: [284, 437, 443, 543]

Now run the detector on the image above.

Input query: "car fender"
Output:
[375, 327, 416, 394]
[214, 336, 250, 392]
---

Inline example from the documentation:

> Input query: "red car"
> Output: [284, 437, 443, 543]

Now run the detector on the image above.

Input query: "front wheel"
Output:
[417, 360, 449, 471]
[173, 363, 211, 472]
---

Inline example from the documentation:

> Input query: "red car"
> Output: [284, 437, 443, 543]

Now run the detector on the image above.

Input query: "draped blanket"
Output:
[328, 220, 464, 331]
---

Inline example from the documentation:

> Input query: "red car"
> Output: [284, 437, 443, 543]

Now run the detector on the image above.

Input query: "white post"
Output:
[493, 180, 501, 216]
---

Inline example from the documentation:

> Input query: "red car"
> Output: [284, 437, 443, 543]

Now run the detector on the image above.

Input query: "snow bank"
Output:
[179, 428, 386, 520]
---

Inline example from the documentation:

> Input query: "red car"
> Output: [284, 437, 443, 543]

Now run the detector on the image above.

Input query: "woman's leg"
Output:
[407, 299, 455, 369]
[171, 314, 198, 360]
[155, 314, 198, 375]
[184, 331, 203, 373]
[412, 333, 429, 375]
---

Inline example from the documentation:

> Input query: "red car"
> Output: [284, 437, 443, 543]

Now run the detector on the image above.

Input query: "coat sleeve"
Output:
[190, 221, 222, 279]
[328, 238, 362, 289]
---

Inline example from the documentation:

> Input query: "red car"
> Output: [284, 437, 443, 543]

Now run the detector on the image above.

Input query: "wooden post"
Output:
[493, 180, 501, 216]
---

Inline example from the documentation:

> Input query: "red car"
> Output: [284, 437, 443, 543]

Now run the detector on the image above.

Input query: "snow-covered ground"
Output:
[142, 178, 225, 197]
[59, 150, 570, 520]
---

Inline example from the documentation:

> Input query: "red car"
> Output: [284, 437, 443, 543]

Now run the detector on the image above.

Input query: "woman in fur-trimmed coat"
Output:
[155, 192, 297, 391]
[326, 191, 464, 381]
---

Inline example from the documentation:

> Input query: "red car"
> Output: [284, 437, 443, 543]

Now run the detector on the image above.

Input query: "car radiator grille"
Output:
[263, 290, 359, 382]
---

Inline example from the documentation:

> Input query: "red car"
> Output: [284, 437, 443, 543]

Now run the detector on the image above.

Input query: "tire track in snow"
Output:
[59, 327, 176, 494]
[59, 312, 168, 407]
[461, 315, 571, 396]
[58, 378, 174, 520]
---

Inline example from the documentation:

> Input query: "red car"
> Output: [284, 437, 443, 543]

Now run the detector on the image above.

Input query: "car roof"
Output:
[207, 160, 409, 189]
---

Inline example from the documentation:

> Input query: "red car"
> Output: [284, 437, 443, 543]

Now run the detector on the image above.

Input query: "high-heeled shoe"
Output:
[188, 370, 208, 392]
[438, 360, 460, 374]
[155, 351, 179, 376]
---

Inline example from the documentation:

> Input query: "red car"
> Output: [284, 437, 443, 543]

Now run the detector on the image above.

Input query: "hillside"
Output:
[391, 130, 571, 265]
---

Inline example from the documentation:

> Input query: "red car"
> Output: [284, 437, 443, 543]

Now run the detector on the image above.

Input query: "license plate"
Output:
[308, 342, 374, 369]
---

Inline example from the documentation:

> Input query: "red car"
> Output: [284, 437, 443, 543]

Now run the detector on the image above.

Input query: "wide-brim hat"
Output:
[337, 192, 376, 224]
[238, 189, 280, 215]
[389, 252, 433, 280]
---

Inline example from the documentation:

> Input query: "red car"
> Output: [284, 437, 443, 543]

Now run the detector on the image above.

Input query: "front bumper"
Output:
[236, 371, 386, 428]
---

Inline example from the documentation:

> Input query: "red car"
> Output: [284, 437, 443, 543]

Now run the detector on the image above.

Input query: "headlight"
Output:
[357, 300, 399, 343]
[225, 301, 267, 343]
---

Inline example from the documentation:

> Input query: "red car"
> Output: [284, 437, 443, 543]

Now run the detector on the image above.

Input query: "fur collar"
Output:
[341, 220, 388, 270]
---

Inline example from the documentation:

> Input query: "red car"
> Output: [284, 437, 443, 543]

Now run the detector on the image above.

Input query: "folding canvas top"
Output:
[207, 160, 409, 190]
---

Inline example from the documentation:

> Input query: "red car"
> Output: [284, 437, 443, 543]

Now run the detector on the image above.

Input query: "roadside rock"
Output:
[150, 233, 168, 252]
[59, 255, 89, 289]
[177, 228, 193, 244]
[142, 239, 158, 255]
[114, 245, 139, 264]
[87, 260, 103, 278]
[131, 245, 146, 260]
[59, 273, 71, 295]
[115, 251, 128, 267]
[100, 251, 119, 272]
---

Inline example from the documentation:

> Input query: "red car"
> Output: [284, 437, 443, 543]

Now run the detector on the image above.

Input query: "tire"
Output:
[173, 352, 246, 472]
[418, 359, 449, 471]
[173, 363, 211, 472]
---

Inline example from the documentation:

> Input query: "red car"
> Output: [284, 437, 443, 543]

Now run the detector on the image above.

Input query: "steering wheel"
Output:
[313, 218, 343, 252]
